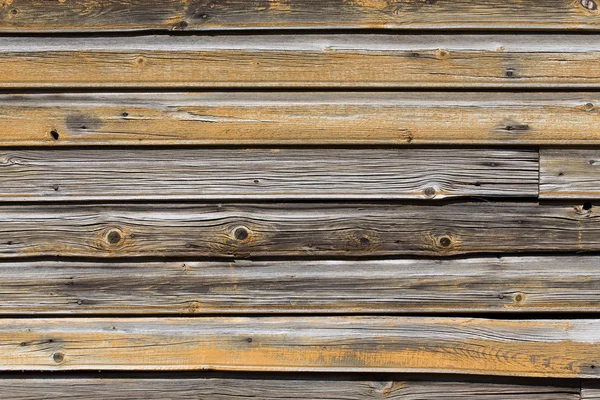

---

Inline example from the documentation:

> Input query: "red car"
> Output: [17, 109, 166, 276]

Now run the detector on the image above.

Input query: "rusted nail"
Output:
[247, 337, 253, 343]
[505, 69, 515, 77]
[423, 187, 436, 198]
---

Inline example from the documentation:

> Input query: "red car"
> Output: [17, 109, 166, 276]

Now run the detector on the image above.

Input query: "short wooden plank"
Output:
[4, 256, 600, 314]
[3, 92, 600, 146]
[582, 380, 600, 398]
[0, 148, 537, 201]
[2, 317, 600, 377]
[540, 149, 600, 199]
[0, 0, 599, 32]
[3, 35, 600, 88]
[0, 376, 581, 399]
[0, 202, 597, 258]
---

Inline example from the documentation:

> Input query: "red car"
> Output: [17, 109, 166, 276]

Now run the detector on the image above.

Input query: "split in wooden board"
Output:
[2, 93, 600, 146]
[2, 256, 600, 315]
[3, 35, 600, 88]
[0, 0, 599, 32]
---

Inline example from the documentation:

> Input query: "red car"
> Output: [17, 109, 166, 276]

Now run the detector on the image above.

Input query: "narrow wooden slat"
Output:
[4, 256, 600, 314]
[2, 317, 600, 377]
[0, 148, 537, 201]
[0, 0, 599, 32]
[3, 35, 600, 88]
[3, 93, 600, 146]
[540, 149, 600, 199]
[0, 202, 597, 258]
[583, 380, 600, 399]
[0, 376, 580, 399]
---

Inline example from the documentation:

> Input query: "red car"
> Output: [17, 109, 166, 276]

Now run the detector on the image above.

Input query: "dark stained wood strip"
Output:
[0, 0, 599, 32]
[0, 202, 597, 258]
[4, 256, 600, 315]
[2, 316, 600, 377]
[2, 92, 600, 146]
[0, 148, 537, 201]
[0, 376, 581, 399]
[540, 149, 600, 199]
[3, 35, 600, 88]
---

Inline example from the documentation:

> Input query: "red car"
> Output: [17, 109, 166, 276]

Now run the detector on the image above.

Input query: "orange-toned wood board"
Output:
[2, 35, 600, 88]
[0, 316, 599, 377]
[2, 93, 600, 146]
[0, 0, 599, 32]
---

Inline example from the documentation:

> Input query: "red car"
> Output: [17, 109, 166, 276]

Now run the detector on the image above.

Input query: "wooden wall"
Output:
[3, 0, 600, 397]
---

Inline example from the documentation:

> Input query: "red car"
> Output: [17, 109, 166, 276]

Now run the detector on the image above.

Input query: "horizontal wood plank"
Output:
[4, 256, 600, 314]
[540, 149, 600, 199]
[3, 35, 600, 88]
[0, 376, 580, 399]
[0, 148, 537, 201]
[0, 202, 597, 258]
[3, 93, 600, 146]
[1, 317, 600, 377]
[0, 0, 599, 32]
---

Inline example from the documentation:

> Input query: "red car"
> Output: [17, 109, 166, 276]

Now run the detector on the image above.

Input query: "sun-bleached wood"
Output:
[0, 148, 537, 201]
[0, 202, 596, 258]
[3, 35, 600, 88]
[3, 93, 599, 146]
[2, 317, 600, 377]
[540, 149, 600, 199]
[0, 0, 599, 32]
[3, 256, 600, 314]
[0, 376, 580, 399]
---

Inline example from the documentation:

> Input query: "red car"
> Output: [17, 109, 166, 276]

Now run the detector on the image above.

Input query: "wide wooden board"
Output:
[0, 202, 597, 258]
[540, 149, 600, 199]
[2, 317, 600, 377]
[3, 93, 599, 146]
[0, 376, 580, 399]
[0, 0, 599, 32]
[3, 256, 600, 314]
[3, 35, 600, 88]
[0, 148, 537, 201]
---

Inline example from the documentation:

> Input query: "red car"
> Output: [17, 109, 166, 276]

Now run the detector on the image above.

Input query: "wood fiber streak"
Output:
[0, 0, 599, 32]
[540, 149, 600, 199]
[4, 256, 600, 314]
[0, 148, 538, 201]
[0, 377, 581, 399]
[3, 93, 599, 146]
[2, 317, 600, 377]
[0, 202, 597, 258]
[3, 36, 600, 88]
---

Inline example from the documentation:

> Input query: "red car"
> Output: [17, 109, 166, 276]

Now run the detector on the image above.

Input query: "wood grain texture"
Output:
[4, 256, 600, 314]
[0, 148, 537, 201]
[3, 92, 600, 146]
[1, 317, 600, 377]
[1, 0, 600, 32]
[0, 376, 581, 399]
[4, 35, 600, 88]
[540, 149, 600, 199]
[0, 202, 597, 258]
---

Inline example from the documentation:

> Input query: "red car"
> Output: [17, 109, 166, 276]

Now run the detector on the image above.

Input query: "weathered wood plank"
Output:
[4, 256, 600, 314]
[3, 92, 600, 146]
[3, 35, 600, 88]
[582, 380, 600, 398]
[540, 149, 600, 199]
[0, 0, 599, 32]
[0, 202, 596, 258]
[0, 148, 537, 201]
[0, 376, 580, 399]
[1, 317, 600, 377]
